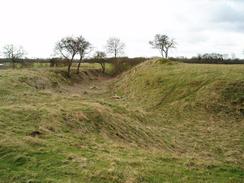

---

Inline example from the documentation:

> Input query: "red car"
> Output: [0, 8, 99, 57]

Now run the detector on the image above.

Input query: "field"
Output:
[0, 60, 243, 182]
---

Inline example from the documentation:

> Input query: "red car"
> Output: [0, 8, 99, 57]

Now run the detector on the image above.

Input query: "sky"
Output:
[0, 0, 243, 58]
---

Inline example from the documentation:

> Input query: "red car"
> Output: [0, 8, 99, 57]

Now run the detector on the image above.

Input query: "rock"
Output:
[111, 95, 121, 99]
[90, 86, 98, 90]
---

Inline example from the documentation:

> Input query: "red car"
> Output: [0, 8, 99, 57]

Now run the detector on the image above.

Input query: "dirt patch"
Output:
[29, 130, 42, 137]
[19, 76, 51, 89]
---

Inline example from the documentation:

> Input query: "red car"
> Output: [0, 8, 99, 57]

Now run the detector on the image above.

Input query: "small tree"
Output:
[76, 36, 91, 74]
[55, 37, 79, 77]
[106, 37, 125, 58]
[94, 51, 106, 73]
[3, 44, 26, 68]
[149, 34, 176, 58]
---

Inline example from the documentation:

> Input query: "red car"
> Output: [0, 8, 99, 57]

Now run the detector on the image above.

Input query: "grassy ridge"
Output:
[114, 60, 244, 117]
[113, 60, 244, 167]
[0, 62, 243, 182]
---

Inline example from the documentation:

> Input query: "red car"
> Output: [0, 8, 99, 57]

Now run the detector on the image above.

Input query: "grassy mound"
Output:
[111, 60, 244, 179]
[114, 60, 244, 118]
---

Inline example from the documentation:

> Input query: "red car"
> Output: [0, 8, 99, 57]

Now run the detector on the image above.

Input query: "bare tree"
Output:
[94, 51, 106, 73]
[149, 34, 176, 58]
[106, 37, 125, 58]
[2, 44, 26, 68]
[76, 36, 91, 74]
[55, 37, 79, 77]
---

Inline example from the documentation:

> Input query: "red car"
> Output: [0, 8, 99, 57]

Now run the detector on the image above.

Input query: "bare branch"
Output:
[3, 44, 26, 60]
[106, 37, 125, 58]
[149, 34, 176, 58]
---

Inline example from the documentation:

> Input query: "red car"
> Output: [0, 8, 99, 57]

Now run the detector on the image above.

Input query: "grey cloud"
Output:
[210, 2, 244, 32]
[213, 5, 244, 22]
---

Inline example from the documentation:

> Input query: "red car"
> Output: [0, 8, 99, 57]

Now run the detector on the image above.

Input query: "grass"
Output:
[0, 60, 243, 182]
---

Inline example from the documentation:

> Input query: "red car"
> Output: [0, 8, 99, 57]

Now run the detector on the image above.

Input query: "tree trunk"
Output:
[160, 50, 165, 58]
[100, 62, 105, 73]
[67, 55, 76, 78]
[165, 51, 168, 59]
[77, 59, 82, 74]
[67, 61, 72, 78]
[165, 47, 169, 59]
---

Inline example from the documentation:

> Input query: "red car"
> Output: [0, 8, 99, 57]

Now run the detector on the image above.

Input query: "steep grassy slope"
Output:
[113, 60, 244, 165]
[114, 60, 243, 116]
[0, 62, 243, 182]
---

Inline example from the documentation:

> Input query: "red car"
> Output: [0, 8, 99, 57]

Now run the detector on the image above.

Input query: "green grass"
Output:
[0, 61, 243, 182]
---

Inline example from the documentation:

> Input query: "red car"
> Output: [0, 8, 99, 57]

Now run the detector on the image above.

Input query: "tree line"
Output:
[0, 34, 177, 76]
[1, 34, 243, 75]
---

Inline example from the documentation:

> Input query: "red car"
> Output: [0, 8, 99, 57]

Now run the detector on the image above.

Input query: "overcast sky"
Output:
[0, 0, 243, 58]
